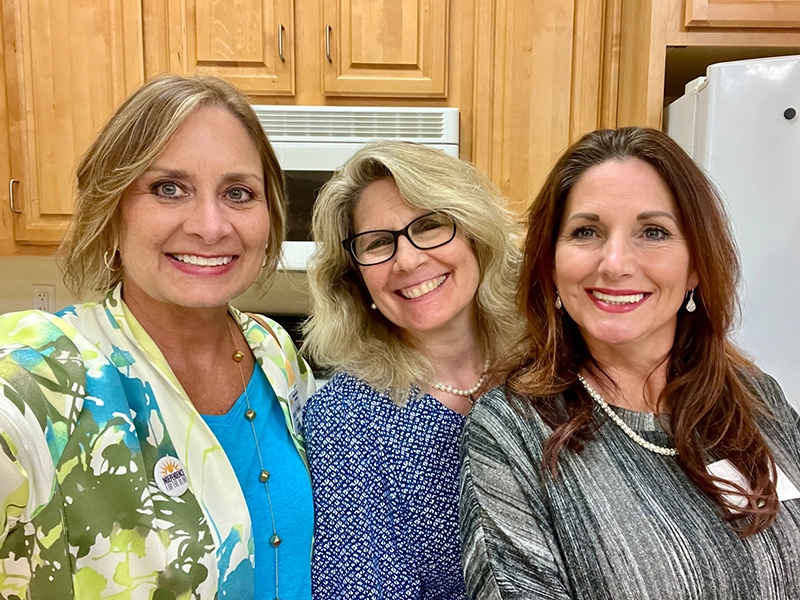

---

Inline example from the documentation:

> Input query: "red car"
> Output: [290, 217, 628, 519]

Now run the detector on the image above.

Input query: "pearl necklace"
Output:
[432, 360, 490, 400]
[226, 317, 283, 600]
[577, 374, 678, 457]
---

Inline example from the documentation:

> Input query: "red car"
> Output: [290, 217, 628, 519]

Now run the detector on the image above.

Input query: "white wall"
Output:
[0, 256, 311, 316]
[0, 256, 81, 314]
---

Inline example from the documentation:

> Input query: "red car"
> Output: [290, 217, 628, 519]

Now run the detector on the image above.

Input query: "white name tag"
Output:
[288, 385, 303, 430]
[706, 458, 800, 508]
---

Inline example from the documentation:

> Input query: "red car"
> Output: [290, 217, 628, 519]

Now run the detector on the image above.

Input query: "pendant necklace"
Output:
[577, 374, 678, 457]
[432, 360, 490, 401]
[226, 316, 283, 600]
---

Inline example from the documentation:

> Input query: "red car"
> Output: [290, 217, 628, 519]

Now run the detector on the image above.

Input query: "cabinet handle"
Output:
[9, 179, 21, 214]
[278, 24, 285, 62]
[325, 24, 332, 63]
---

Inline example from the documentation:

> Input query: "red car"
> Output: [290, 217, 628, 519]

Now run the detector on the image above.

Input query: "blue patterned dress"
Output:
[303, 372, 468, 600]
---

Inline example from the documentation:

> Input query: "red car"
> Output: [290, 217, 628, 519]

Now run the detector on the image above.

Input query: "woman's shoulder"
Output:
[465, 384, 554, 454]
[304, 372, 390, 425]
[742, 368, 798, 421]
[470, 384, 546, 428]
[307, 372, 382, 410]
[0, 308, 86, 352]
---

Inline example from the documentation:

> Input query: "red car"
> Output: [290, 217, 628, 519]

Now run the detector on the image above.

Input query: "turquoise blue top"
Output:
[203, 366, 313, 599]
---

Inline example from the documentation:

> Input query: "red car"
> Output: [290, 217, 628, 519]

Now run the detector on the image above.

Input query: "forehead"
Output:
[352, 177, 428, 233]
[564, 158, 678, 218]
[152, 105, 262, 170]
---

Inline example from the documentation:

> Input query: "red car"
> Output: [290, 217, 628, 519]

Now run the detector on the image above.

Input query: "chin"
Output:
[582, 325, 645, 348]
[164, 284, 250, 310]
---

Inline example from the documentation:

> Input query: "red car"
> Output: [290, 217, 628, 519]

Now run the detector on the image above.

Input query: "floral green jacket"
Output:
[0, 285, 315, 599]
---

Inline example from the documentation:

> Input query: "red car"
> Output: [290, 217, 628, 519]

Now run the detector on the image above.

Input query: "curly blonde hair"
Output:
[58, 74, 286, 296]
[303, 141, 523, 405]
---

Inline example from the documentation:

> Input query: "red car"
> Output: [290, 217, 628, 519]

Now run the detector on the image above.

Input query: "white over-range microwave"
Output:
[253, 105, 460, 271]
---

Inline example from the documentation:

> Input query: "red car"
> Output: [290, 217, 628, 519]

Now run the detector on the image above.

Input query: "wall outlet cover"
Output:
[32, 284, 56, 313]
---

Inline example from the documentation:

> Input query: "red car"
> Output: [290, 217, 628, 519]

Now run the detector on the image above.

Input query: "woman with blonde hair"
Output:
[0, 75, 315, 599]
[460, 127, 800, 599]
[302, 140, 522, 598]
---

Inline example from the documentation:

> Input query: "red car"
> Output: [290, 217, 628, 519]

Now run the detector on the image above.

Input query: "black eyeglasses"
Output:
[342, 212, 457, 266]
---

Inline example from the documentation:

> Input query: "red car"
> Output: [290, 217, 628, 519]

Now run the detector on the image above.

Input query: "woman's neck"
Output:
[582, 337, 672, 412]
[583, 356, 670, 413]
[121, 285, 232, 368]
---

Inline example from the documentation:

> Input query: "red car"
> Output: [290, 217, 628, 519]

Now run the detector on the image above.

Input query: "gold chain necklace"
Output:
[226, 316, 283, 599]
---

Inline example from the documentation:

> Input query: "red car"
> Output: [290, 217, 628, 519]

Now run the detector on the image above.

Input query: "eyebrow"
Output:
[637, 210, 679, 224]
[144, 167, 264, 185]
[563, 211, 679, 224]
[563, 212, 599, 224]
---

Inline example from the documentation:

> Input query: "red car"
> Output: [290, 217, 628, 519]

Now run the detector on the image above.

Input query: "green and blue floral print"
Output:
[0, 285, 314, 599]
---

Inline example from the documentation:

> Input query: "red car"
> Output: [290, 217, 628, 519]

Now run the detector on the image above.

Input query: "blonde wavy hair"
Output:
[58, 74, 286, 297]
[302, 141, 522, 405]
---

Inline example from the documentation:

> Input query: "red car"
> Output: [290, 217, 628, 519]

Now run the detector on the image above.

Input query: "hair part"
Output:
[303, 140, 523, 405]
[508, 126, 776, 537]
[58, 74, 286, 297]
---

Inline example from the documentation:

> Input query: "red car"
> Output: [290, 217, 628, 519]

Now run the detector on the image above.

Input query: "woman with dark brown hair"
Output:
[460, 127, 800, 599]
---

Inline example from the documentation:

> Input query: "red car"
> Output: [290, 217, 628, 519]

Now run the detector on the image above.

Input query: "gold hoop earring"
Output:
[103, 249, 119, 272]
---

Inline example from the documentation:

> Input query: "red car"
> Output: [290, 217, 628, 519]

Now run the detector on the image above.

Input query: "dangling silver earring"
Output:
[555, 289, 562, 310]
[685, 288, 697, 313]
[370, 302, 377, 310]
[103, 249, 119, 271]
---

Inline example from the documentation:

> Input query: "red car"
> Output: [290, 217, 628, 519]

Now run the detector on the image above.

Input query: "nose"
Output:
[598, 233, 636, 279]
[392, 234, 426, 272]
[183, 194, 233, 243]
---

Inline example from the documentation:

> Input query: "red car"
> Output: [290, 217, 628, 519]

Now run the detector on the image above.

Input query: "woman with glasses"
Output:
[301, 141, 522, 599]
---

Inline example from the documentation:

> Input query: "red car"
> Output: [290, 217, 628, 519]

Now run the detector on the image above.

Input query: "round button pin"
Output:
[154, 456, 189, 497]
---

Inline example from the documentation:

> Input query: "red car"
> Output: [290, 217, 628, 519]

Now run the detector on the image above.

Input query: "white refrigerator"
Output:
[665, 55, 800, 410]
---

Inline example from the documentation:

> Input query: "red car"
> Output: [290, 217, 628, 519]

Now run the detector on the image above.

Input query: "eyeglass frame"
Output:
[341, 211, 458, 266]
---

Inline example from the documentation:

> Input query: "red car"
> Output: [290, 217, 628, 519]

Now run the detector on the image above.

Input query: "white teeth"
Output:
[400, 275, 447, 299]
[173, 254, 233, 267]
[592, 290, 644, 305]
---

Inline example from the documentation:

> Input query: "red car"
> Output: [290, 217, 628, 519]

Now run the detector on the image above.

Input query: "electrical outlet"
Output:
[32, 284, 56, 312]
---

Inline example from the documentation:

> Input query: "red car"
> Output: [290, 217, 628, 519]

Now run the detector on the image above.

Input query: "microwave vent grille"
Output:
[253, 106, 459, 144]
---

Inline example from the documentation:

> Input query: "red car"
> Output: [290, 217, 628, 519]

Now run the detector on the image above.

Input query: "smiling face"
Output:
[553, 158, 698, 359]
[118, 105, 270, 313]
[352, 177, 481, 344]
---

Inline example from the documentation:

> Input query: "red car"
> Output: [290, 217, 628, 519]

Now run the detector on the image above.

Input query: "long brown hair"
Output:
[508, 127, 777, 537]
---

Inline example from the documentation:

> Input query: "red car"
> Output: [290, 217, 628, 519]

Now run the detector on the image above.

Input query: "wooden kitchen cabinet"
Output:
[151, 0, 296, 96]
[684, 0, 800, 29]
[2, 0, 144, 245]
[321, 0, 449, 97]
[470, 0, 620, 214]
[145, 0, 448, 100]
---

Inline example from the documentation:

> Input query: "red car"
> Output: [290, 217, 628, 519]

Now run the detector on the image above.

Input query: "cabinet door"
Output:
[685, 0, 800, 28]
[472, 0, 588, 214]
[165, 0, 295, 96]
[322, 0, 448, 97]
[3, 0, 144, 245]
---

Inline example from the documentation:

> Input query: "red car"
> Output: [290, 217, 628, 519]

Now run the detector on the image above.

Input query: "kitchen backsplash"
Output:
[0, 256, 311, 316]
